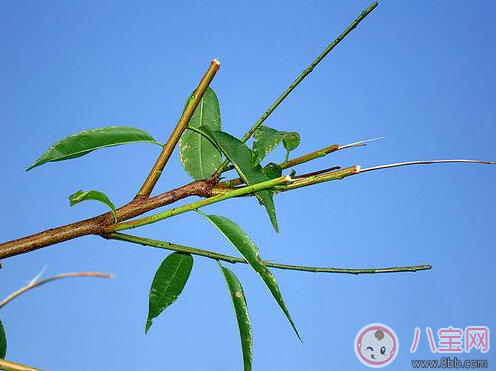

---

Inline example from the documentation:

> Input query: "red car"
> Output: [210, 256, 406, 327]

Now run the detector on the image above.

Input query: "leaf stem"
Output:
[214, 2, 378, 175]
[136, 59, 221, 199]
[0, 272, 113, 310]
[110, 232, 431, 275]
[110, 176, 293, 232]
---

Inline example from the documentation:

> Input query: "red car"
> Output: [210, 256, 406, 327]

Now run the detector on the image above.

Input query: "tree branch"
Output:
[110, 232, 431, 275]
[0, 177, 217, 259]
[0, 359, 46, 371]
[136, 59, 221, 199]
[0, 271, 112, 310]
[214, 2, 379, 175]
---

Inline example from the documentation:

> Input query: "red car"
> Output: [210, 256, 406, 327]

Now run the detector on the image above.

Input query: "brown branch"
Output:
[0, 177, 217, 260]
[135, 59, 221, 199]
[0, 271, 113, 310]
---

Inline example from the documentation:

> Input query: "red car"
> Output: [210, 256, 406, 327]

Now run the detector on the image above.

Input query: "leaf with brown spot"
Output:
[179, 87, 222, 180]
[218, 263, 252, 371]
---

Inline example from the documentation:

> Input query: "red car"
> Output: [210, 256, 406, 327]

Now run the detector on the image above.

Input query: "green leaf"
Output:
[0, 317, 6, 358]
[202, 213, 300, 340]
[179, 88, 222, 180]
[200, 127, 279, 232]
[252, 126, 285, 165]
[252, 126, 300, 164]
[145, 252, 193, 334]
[27, 126, 160, 171]
[282, 132, 300, 161]
[218, 263, 252, 371]
[69, 190, 117, 222]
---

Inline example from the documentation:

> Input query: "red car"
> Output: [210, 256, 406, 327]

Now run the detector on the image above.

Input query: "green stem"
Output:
[221, 143, 340, 176]
[214, 1, 378, 176]
[110, 232, 431, 275]
[110, 176, 292, 232]
[277, 166, 360, 192]
[280, 145, 339, 170]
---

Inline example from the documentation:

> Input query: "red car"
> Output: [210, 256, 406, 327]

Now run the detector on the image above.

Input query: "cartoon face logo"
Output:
[355, 324, 398, 368]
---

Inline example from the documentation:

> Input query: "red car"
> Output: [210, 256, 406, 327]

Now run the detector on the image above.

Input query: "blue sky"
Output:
[0, 1, 494, 370]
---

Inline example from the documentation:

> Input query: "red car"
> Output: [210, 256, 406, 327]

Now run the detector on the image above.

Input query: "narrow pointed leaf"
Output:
[0, 317, 6, 358]
[218, 263, 252, 371]
[69, 190, 117, 221]
[179, 87, 222, 180]
[27, 126, 160, 171]
[200, 127, 279, 232]
[202, 214, 300, 339]
[146, 252, 193, 334]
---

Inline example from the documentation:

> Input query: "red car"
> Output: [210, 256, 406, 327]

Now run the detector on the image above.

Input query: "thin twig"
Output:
[0, 272, 113, 310]
[277, 159, 496, 192]
[337, 136, 386, 150]
[359, 159, 495, 173]
[214, 2, 379, 176]
[290, 159, 496, 195]
[110, 232, 431, 275]
[0, 359, 46, 371]
[277, 166, 360, 192]
[292, 166, 341, 179]
[136, 59, 221, 199]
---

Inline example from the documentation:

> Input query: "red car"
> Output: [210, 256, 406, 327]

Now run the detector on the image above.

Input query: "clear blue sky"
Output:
[1, 1, 494, 370]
